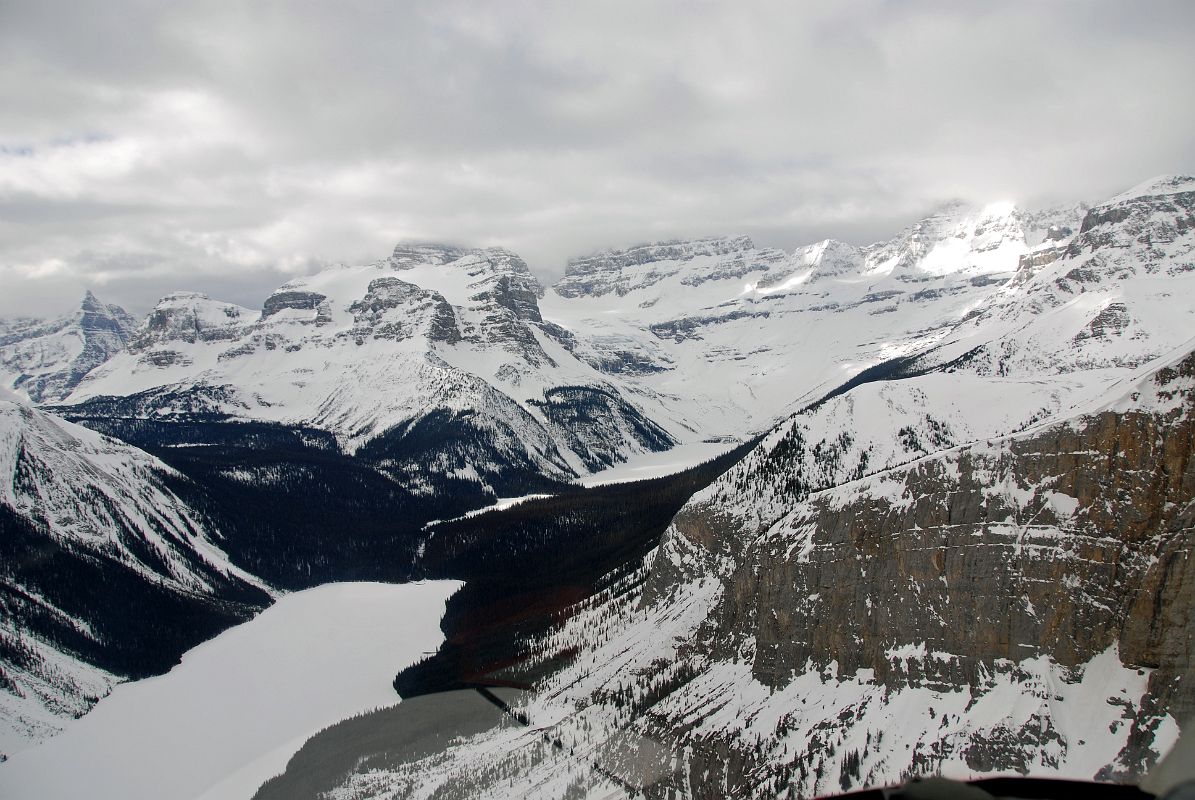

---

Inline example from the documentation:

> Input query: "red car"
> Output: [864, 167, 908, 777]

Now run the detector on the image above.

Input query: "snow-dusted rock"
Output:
[0, 292, 136, 403]
[554, 235, 780, 298]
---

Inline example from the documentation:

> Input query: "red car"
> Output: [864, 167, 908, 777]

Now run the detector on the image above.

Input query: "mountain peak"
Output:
[798, 238, 865, 282]
[1106, 174, 1195, 205]
[553, 234, 769, 298]
[858, 201, 1029, 278]
[0, 290, 137, 403]
[388, 243, 472, 269]
[130, 292, 257, 352]
[567, 234, 756, 272]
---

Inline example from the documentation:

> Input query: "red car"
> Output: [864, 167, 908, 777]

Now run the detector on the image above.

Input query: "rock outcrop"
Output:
[0, 292, 137, 402]
[555, 235, 783, 298]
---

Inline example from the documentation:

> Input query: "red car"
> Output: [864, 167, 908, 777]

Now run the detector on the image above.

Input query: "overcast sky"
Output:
[1, 0, 1192, 317]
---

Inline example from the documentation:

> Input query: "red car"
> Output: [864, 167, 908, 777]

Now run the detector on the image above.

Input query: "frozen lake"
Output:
[0, 580, 462, 800]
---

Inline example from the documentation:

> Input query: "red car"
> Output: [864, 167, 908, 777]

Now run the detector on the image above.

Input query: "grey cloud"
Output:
[0, 0, 1192, 317]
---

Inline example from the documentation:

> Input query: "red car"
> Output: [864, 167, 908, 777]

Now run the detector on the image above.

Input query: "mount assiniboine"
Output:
[1, 175, 1193, 799]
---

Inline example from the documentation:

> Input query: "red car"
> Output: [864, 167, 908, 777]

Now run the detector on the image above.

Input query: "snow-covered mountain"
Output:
[52, 197, 1087, 496]
[64, 248, 676, 493]
[0, 393, 271, 758]
[0, 292, 136, 403]
[259, 176, 1195, 797]
[539, 199, 1086, 438]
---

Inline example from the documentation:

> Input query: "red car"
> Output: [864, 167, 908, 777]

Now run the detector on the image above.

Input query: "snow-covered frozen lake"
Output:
[0, 580, 462, 800]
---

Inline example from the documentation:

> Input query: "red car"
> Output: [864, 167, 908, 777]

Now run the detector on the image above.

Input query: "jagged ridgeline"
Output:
[0, 292, 137, 404]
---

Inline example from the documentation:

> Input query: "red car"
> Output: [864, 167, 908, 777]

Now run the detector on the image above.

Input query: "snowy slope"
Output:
[0, 581, 461, 800]
[540, 201, 1086, 438]
[906, 175, 1195, 378]
[0, 398, 264, 594]
[0, 395, 271, 756]
[0, 292, 136, 403]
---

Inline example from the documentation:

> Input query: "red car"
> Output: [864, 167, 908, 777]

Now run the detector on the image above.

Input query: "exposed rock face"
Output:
[1017, 242, 1068, 271]
[703, 371, 1195, 691]
[0, 292, 137, 402]
[348, 277, 460, 344]
[459, 251, 549, 362]
[387, 243, 471, 269]
[261, 290, 329, 319]
[648, 309, 770, 342]
[129, 292, 256, 351]
[642, 349, 1195, 795]
[1075, 301, 1131, 342]
[484, 273, 543, 323]
[555, 235, 782, 297]
[1070, 177, 1195, 260]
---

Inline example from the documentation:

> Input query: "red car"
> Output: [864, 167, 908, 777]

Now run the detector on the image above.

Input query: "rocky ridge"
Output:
[555, 235, 786, 298]
[0, 292, 136, 403]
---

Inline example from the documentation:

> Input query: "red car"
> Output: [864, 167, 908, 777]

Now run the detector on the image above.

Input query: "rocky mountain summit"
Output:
[555, 235, 786, 298]
[0, 292, 136, 403]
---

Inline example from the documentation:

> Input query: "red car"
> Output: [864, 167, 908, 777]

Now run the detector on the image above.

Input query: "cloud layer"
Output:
[2, 0, 1193, 316]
